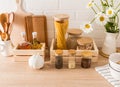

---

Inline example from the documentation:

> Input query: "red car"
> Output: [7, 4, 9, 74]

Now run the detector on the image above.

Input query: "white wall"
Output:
[0, 0, 120, 47]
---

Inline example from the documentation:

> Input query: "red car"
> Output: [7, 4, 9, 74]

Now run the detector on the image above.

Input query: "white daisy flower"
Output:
[106, 7, 115, 17]
[87, 1, 94, 8]
[81, 23, 93, 33]
[95, 13, 108, 25]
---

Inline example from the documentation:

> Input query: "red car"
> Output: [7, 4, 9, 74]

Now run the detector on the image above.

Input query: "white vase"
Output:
[0, 40, 13, 57]
[102, 32, 118, 55]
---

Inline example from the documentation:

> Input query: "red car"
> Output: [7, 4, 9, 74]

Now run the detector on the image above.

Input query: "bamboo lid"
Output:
[55, 50, 63, 55]
[77, 37, 93, 45]
[67, 28, 83, 36]
[68, 49, 76, 55]
[54, 14, 69, 21]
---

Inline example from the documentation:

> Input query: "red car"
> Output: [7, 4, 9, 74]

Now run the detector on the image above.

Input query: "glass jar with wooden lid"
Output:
[54, 14, 69, 49]
[68, 49, 76, 69]
[80, 51, 93, 68]
[55, 50, 63, 69]
[66, 28, 83, 50]
[77, 37, 93, 50]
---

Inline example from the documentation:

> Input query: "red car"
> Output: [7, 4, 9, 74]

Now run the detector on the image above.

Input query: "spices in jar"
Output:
[55, 50, 63, 69]
[81, 58, 91, 68]
[77, 37, 93, 50]
[68, 49, 76, 69]
[80, 51, 93, 68]
[66, 28, 82, 50]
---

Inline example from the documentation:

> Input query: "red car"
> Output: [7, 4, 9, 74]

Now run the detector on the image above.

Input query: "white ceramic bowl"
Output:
[109, 53, 120, 71]
[109, 64, 120, 80]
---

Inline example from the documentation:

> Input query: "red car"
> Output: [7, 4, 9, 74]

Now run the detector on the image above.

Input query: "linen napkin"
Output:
[95, 64, 120, 87]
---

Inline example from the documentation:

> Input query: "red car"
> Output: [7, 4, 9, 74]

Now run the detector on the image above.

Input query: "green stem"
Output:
[114, 9, 120, 17]
[105, 0, 109, 6]
[117, 15, 119, 24]
[115, 3, 120, 10]
[111, 0, 113, 7]
[91, 7, 97, 14]
[100, 0, 106, 13]
[94, 3, 101, 11]
[90, 17, 96, 24]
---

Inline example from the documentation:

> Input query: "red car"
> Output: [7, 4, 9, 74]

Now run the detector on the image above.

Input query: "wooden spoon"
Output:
[2, 22, 8, 33]
[8, 12, 14, 34]
[0, 13, 8, 23]
[0, 13, 9, 32]
[1, 32, 8, 41]
[0, 30, 2, 35]
[9, 12, 14, 23]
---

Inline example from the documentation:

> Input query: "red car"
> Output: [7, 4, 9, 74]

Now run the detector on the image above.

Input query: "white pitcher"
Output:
[102, 32, 119, 55]
[0, 40, 13, 57]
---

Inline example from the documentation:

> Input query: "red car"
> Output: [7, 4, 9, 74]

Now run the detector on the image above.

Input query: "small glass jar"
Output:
[80, 51, 93, 68]
[68, 49, 76, 69]
[55, 50, 63, 69]
[81, 57, 91, 68]
[77, 37, 93, 50]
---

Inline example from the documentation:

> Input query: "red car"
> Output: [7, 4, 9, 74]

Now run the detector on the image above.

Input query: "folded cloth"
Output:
[95, 64, 120, 87]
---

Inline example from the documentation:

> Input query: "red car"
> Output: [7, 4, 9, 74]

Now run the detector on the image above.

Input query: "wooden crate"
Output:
[50, 39, 98, 64]
[13, 43, 45, 62]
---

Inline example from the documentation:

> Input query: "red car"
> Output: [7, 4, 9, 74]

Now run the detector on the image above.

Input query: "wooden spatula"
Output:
[0, 13, 8, 32]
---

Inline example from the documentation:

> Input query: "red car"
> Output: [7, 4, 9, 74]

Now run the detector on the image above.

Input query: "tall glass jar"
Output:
[55, 50, 63, 69]
[66, 28, 82, 50]
[68, 49, 76, 69]
[54, 14, 69, 49]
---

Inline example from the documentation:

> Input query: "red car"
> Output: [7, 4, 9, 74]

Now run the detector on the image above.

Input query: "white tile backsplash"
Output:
[0, 0, 119, 47]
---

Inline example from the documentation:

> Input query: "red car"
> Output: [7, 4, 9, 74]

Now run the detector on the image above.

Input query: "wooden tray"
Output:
[13, 43, 45, 62]
[50, 39, 98, 64]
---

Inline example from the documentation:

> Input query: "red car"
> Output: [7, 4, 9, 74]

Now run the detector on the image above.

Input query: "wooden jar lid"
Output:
[67, 28, 83, 36]
[77, 37, 93, 45]
[81, 51, 93, 57]
[68, 49, 76, 55]
[55, 50, 63, 55]
[54, 14, 69, 21]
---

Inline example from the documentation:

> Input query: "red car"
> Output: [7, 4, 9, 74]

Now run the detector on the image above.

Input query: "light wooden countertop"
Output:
[0, 55, 112, 87]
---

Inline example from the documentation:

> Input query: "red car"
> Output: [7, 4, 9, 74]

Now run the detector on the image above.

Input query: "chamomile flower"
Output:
[106, 7, 115, 17]
[95, 13, 108, 25]
[81, 23, 93, 33]
[87, 1, 94, 8]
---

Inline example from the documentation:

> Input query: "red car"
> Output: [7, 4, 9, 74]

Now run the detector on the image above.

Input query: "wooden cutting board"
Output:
[25, 15, 48, 47]
[11, 0, 32, 46]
